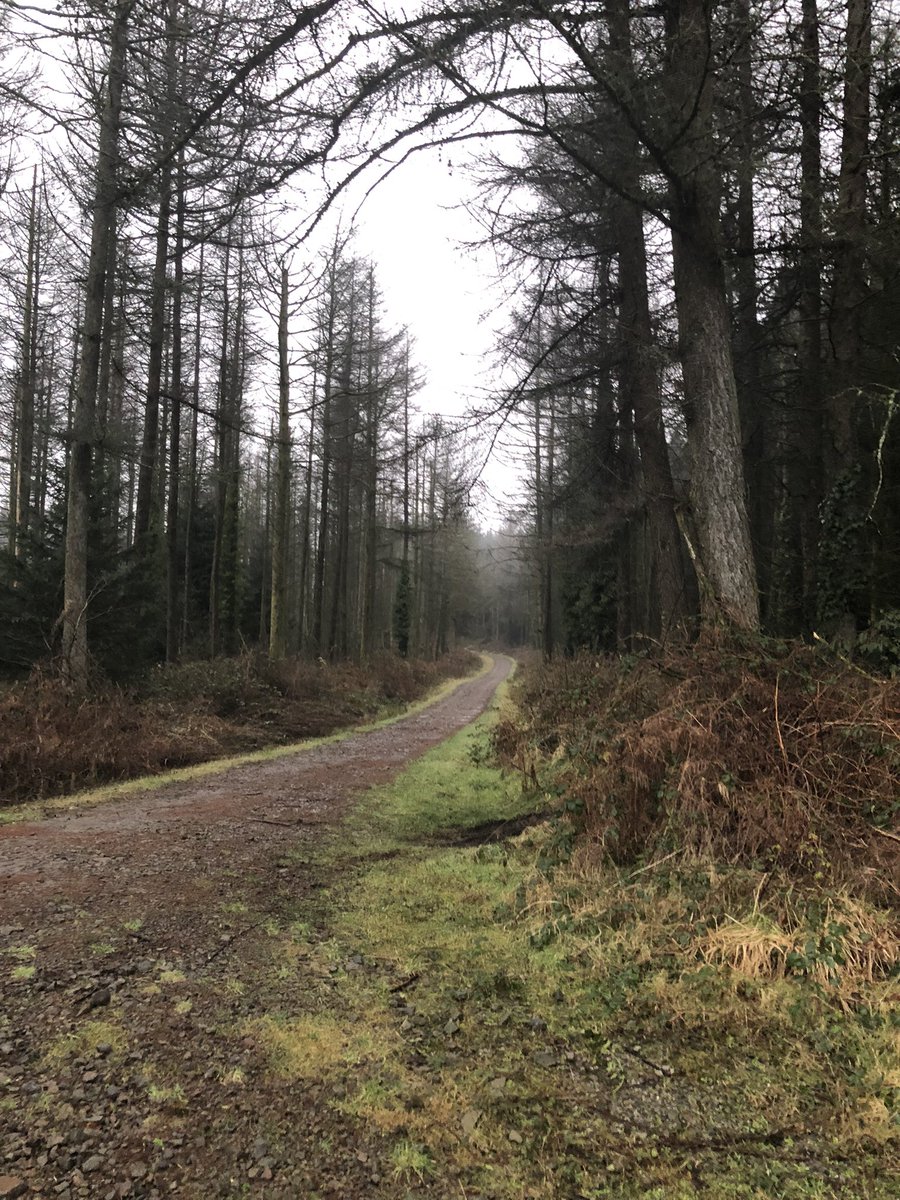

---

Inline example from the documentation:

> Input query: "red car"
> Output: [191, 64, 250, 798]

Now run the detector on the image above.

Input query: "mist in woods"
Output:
[0, 0, 898, 679]
[2, 6, 900, 1198]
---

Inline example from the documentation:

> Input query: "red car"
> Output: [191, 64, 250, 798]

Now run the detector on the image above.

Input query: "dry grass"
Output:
[0, 649, 478, 805]
[497, 636, 900, 903]
[248, 1013, 400, 1079]
[699, 894, 900, 984]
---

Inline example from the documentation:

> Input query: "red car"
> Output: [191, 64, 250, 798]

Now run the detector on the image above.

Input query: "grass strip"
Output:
[248, 687, 898, 1199]
[0, 653, 494, 826]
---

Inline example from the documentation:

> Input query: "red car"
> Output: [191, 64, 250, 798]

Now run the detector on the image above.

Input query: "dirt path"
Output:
[0, 656, 511, 1200]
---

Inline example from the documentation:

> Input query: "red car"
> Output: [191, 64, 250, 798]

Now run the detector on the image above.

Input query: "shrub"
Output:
[0, 649, 480, 806]
[497, 638, 900, 903]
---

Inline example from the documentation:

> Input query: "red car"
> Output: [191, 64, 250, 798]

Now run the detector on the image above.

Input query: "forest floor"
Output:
[0, 654, 896, 1200]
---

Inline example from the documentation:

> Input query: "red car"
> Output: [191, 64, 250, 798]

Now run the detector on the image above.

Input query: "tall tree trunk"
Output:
[395, 356, 412, 657]
[35, 332, 54, 522]
[828, 0, 870, 481]
[297, 357, 317, 648]
[360, 268, 379, 661]
[791, 0, 824, 633]
[667, 0, 759, 630]
[618, 208, 689, 636]
[269, 264, 291, 659]
[220, 260, 245, 655]
[533, 370, 546, 657]
[209, 242, 232, 656]
[135, 180, 173, 544]
[14, 166, 39, 560]
[62, 1, 130, 688]
[107, 240, 127, 542]
[166, 144, 185, 662]
[312, 266, 338, 655]
[135, 0, 177, 546]
[607, 0, 689, 638]
[731, 0, 772, 619]
[819, 0, 871, 638]
[182, 240, 203, 650]
[542, 389, 555, 658]
[328, 284, 357, 659]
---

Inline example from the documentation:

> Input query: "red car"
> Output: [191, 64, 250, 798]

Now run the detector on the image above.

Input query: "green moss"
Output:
[275, 679, 898, 1200]
[250, 1013, 400, 1080]
[7, 943, 36, 960]
[44, 1020, 127, 1064]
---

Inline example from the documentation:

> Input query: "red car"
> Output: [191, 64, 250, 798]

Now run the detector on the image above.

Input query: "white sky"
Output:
[344, 148, 524, 526]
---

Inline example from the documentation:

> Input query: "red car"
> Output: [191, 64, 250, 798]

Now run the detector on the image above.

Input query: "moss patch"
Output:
[251, 1013, 400, 1080]
[44, 1019, 128, 1065]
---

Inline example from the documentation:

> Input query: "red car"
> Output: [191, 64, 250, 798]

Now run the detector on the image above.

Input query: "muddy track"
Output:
[0, 655, 512, 913]
[0, 656, 513, 1200]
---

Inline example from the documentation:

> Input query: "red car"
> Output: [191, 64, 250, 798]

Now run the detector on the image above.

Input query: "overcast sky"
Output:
[347, 147, 524, 525]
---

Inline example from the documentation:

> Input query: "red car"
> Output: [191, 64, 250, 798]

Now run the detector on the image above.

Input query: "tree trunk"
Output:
[269, 264, 291, 659]
[789, 0, 824, 634]
[671, 211, 759, 630]
[360, 267, 379, 661]
[135, 0, 177, 547]
[62, 1, 130, 688]
[616, 200, 688, 636]
[297, 357, 316, 649]
[667, 0, 759, 630]
[731, 0, 772, 620]
[165, 143, 185, 662]
[209, 241, 232, 656]
[828, 0, 870, 481]
[14, 166, 39, 560]
[819, 0, 871, 639]
[220, 260, 244, 655]
[607, 0, 689, 638]
[312, 264, 339, 655]
[182, 240, 203, 650]
[134, 176, 173, 544]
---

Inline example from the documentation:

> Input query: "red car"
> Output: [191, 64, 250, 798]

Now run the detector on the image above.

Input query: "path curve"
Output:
[0, 655, 513, 1200]
[0, 654, 511, 918]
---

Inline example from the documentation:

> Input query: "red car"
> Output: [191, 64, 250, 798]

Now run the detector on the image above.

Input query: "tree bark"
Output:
[181, 239, 203, 650]
[165, 142, 185, 662]
[14, 166, 39, 560]
[666, 0, 759, 630]
[828, 0, 870, 481]
[269, 264, 291, 659]
[134, 2, 176, 546]
[791, 0, 824, 633]
[62, 1, 130, 688]
[731, 0, 772, 619]
[360, 267, 379, 661]
[606, 0, 689, 638]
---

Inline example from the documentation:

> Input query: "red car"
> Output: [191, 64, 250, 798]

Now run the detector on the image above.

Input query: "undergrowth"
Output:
[241, 680, 898, 1197]
[0, 648, 478, 805]
[494, 637, 900, 904]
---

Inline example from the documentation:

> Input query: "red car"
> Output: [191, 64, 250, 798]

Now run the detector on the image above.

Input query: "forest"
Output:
[0, 4, 899, 1196]
[1, 0, 899, 683]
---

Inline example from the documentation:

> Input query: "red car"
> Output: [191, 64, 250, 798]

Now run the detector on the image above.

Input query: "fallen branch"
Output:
[389, 971, 421, 993]
[205, 921, 266, 965]
[869, 825, 900, 844]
